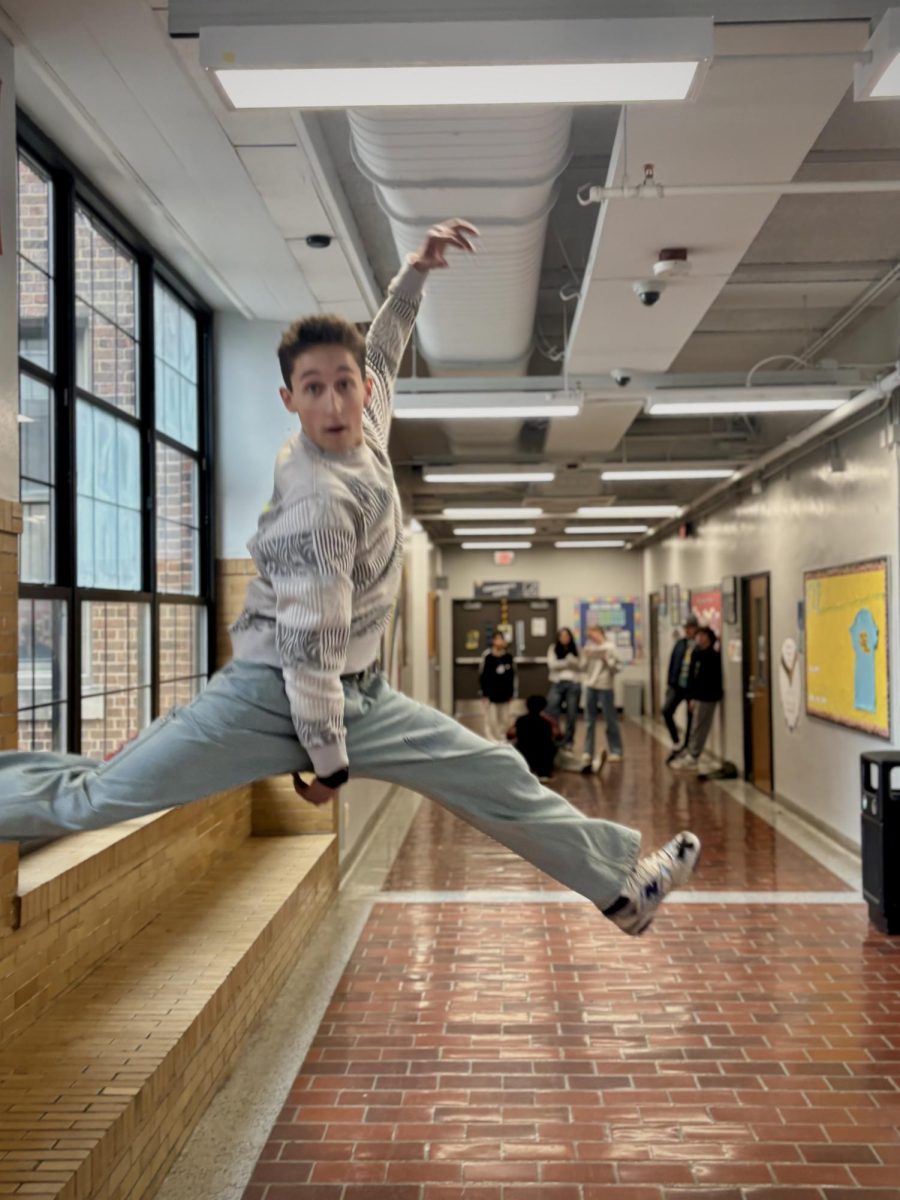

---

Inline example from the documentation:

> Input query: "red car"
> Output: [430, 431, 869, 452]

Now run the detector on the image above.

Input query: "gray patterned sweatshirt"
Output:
[230, 262, 426, 777]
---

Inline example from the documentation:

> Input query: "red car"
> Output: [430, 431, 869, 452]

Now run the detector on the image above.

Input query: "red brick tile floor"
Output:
[243, 722, 896, 1200]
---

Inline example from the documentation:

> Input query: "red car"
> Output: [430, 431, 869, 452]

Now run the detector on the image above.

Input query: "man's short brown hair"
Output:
[277, 314, 367, 389]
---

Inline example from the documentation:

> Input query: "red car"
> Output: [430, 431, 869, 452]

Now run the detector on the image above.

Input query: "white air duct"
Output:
[348, 105, 573, 375]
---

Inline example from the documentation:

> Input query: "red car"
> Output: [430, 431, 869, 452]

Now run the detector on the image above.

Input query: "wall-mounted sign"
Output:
[779, 636, 801, 731]
[689, 586, 723, 637]
[577, 596, 642, 665]
[474, 581, 540, 599]
[804, 557, 890, 739]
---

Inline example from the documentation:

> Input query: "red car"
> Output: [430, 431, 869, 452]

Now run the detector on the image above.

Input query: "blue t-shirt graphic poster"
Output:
[850, 607, 879, 713]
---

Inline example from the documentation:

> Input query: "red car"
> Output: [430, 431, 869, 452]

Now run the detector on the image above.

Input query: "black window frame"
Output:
[17, 112, 215, 754]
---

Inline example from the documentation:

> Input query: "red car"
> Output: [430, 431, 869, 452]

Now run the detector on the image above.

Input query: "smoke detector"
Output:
[652, 247, 690, 279]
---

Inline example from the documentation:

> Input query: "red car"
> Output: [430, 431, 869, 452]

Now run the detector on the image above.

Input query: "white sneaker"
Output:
[606, 752, 623, 763]
[603, 832, 702, 936]
[591, 750, 608, 773]
[670, 755, 699, 772]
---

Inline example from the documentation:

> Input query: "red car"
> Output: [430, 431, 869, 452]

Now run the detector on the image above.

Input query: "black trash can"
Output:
[861, 750, 900, 934]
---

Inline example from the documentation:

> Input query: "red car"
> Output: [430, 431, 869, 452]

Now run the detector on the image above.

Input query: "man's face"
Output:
[697, 631, 712, 649]
[685, 624, 698, 640]
[281, 345, 373, 454]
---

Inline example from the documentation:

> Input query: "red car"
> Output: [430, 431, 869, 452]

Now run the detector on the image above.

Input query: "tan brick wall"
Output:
[2, 785, 252, 1041]
[216, 557, 257, 667]
[0, 834, 338, 1200]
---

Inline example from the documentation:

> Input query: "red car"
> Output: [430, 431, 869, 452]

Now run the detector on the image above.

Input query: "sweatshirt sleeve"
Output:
[479, 652, 489, 694]
[261, 494, 357, 778]
[364, 260, 427, 448]
[546, 646, 558, 681]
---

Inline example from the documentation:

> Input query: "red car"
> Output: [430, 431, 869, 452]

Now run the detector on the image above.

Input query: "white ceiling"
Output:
[8, 0, 900, 544]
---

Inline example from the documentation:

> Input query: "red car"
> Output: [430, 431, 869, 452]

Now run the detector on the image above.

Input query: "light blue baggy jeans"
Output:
[584, 687, 624, 759]
[546, 680, 581, 748]
[0, 663, 640, 910]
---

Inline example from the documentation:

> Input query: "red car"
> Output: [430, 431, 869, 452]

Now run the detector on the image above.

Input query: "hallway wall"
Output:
[644, 418, 899, 847]
[438, 547, 646, 715]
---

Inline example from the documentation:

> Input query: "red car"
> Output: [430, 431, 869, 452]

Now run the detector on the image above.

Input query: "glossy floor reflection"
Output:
[242, 718, 892, 1200]
[384, 722, 851, 893]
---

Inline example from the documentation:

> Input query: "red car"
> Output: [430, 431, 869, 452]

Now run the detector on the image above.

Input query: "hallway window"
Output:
[16, 119, 213, 755]
[17, 156, 56, 587]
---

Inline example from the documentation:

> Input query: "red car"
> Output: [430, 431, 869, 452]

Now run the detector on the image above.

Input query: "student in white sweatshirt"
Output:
[581, 626, 623, 773]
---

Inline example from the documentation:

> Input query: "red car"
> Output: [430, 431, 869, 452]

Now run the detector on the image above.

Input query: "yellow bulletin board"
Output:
[804, 557, 890, 738]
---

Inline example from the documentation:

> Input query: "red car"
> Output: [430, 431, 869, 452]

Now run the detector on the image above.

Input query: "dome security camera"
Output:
[611, 369, 632, 387]
[306, 233, 333, 249]
[633, 278, 665, 307]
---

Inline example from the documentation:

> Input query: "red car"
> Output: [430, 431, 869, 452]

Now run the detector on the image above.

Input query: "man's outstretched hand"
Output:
[410, 219, 479, 273]
[292, 773, 339, 807]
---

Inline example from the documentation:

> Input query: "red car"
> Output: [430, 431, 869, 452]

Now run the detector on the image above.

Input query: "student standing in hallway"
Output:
[546, 627, 582, 749]
[581, 625, 623, 773]
[479, 631, 515, 743]
[0, 219, 700, 939]
[671, 626, 723, 773]
[662, 614, 699, 749]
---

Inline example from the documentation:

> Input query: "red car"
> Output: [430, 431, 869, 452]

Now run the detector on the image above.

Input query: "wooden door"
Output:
[428, 592, 440, 707]
[648, 592, 661, 719]
[742, 574, 774, 795]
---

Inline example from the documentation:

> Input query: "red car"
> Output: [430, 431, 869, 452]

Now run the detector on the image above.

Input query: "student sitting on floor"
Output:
[507, 694, 561, 782]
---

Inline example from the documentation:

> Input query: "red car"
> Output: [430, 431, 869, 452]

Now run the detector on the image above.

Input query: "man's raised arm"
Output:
[364, 219, 478, 445]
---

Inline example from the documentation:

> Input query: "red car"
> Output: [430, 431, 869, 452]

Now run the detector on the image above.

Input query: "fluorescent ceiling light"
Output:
[214, 62, 701, 109]
[453, 526, 537, 535]
[577, 505, 682, 518]
[555, 540, 626, 549]
[395, 392, 582, 421]
[855, 8, 900, 99]
[425, 470, 555, 484]
[202, 19, 712, 109]
[461, 542, 532, 550]
[443, 507, 543, 519]
[563, 525, 649, 534]
[646, 386, 852, 417]
[600, 468, 736, 481]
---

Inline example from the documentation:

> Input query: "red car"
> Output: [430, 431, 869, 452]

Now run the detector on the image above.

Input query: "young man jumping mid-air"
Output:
[0, 219, 699, 936]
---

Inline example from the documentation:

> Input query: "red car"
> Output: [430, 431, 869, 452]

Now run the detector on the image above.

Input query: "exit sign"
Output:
[494, 551, 515, 566]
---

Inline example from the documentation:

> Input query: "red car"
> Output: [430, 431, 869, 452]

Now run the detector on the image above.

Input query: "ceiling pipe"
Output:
[794, 259, 900, 364]
[394, 368, 871, 395]
[639, 366, 900, 547]
[578, 179, 900, 205]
